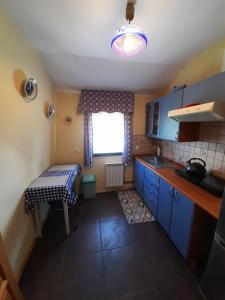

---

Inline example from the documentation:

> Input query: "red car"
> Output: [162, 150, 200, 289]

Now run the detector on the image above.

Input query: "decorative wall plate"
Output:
[46, 104, 55, 119]
[64, 116, 72, 125]
[23, 78, 38, 100]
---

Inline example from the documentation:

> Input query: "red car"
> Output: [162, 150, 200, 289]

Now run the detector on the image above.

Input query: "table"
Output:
[25, 164, 81, 236]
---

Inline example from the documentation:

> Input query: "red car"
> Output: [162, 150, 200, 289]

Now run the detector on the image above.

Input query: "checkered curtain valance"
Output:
[78, 90, 134, 114]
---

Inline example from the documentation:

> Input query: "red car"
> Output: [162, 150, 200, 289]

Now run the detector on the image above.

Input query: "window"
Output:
[92, 112, 124, 155]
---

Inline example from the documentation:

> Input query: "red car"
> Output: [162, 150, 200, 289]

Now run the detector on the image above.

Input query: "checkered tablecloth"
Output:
[25, 164, 81, 214]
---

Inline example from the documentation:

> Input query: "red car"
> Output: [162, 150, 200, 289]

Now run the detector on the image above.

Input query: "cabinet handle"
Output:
[174, 190, 179, 201]
[169, 187, 174, 198]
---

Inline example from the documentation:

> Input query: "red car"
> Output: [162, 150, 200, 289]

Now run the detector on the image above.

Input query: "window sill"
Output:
[93, 153, 122, 157]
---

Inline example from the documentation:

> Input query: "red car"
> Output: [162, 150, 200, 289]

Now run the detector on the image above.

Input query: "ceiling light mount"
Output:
[126, 1, 135, 23]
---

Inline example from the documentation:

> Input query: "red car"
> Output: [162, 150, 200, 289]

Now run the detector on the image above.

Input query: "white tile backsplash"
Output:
[207, 150, 215, 159]
[201, 142, 209, 149]
[216, 143, 225, 152]
[194, 148, 201, 155]
[208, 143, 216, 151]
[159, 121, 225, 179]
[215, 152, 224, 161]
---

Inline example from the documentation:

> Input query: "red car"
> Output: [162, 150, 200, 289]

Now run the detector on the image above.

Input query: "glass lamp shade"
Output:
[111, 24, 147, 56]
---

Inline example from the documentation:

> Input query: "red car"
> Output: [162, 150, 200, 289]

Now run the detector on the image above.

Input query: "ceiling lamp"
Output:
[111, 0, 147, 57]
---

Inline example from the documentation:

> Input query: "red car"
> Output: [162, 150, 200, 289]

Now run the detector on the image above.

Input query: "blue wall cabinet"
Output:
[170, 190, 195, 259]
[143, 167, 160, 217]
[159, 90, 183, 141]
[145, 72, 225, 142]
[158, 179, 173, 234]
[145, 89, 199, 142]
[134, 160, 145, 198]
[183, 71, 225, 106]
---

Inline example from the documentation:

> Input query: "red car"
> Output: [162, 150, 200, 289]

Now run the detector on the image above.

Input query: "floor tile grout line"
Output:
[59, 237, 69, 280]
[98, 217, 104, 252]
[97, 205, 110, 299]
[100, 249, 109, 299]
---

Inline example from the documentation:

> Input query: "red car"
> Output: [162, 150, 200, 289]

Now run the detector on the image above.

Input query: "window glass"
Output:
[92, 112, 124, 154]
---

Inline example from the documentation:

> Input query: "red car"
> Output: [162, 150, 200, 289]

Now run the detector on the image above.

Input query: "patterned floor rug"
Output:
[118, 190, 155, 224]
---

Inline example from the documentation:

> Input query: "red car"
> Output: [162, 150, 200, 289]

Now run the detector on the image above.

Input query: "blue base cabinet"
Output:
[134, 160, 145, 198]
[158, 179, 173, 234]
[170, 190, 195, 258]
[134, 161, 195, 260]
[158, 178, 195, 259]
[134, 160, 215, 270]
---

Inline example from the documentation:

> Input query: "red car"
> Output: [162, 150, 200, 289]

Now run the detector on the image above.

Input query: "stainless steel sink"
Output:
[141, 156, 176, 169]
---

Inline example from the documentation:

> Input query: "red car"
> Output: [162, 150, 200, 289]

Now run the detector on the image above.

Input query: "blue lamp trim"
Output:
[111, 31, 148, 48]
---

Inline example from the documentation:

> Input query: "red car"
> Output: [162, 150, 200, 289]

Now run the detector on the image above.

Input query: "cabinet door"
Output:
[158, 178, 173, 234]
[134, 160, 145, 198]
[170, 190, 195, 259]
[143, 186, 158, 218]
[159, 90, 183, 141]
[144, 167, 160, 187]
[143, 182, 158, 217]
[146, 101, 160, 138]
[143, 167, 160, 217]
[148, 100, 160, 138]
[183, 71, 225, 106]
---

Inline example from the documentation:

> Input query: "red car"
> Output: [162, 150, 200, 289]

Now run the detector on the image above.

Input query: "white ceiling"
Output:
[1, 0, 225, 93]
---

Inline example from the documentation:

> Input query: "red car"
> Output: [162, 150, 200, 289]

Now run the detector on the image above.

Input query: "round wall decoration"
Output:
[64, 116, 72, 125]
[23, 78, 38, 100]
[46, 104, 55, 119]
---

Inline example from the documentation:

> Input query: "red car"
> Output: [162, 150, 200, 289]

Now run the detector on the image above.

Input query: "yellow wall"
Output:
[54, 92, 156, 192]
[167, 39, 225, 92]
[0, 8, 54, 276]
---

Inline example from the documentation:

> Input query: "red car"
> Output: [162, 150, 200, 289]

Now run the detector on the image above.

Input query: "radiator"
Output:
[105, 163, 124, 188]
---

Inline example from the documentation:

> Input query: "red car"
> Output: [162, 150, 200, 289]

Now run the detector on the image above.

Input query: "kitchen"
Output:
[134, 71, 225, 299]
[0, 0, 225, 299]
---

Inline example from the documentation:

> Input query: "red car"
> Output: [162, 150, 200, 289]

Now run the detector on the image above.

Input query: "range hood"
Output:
[168, 101, 225, 122]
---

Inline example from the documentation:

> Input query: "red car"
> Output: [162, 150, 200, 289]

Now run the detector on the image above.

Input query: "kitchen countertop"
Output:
[135, 156, 222, 219]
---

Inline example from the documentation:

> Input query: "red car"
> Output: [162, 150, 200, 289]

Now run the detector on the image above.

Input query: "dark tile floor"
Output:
[20, 192, 202, 300]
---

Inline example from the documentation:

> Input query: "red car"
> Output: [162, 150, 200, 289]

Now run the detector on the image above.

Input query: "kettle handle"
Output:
[186, 158, 206, 168]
